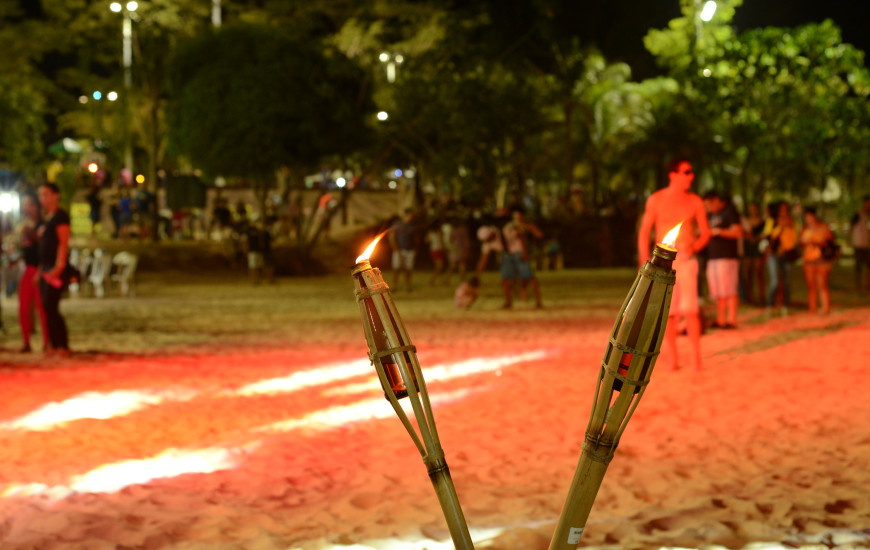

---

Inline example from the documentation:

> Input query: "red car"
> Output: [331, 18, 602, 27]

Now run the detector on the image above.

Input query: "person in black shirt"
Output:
[17, 191, 50, 352]
[37, 183, 71, 355]
[703, 191, 743, 329]
[245, 219, 273, 285]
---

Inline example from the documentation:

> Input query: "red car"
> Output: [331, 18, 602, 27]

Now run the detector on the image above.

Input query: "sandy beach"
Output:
[1, 266, 869, 549]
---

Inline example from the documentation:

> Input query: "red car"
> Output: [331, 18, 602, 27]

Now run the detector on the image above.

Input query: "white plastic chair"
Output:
[89, 249, 112, 298]
[111, 251, 138, 297]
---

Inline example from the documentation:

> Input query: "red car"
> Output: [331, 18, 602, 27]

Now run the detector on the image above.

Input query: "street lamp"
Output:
[699, 0, 717, 22]
[212, 0, 221, 27]
[692, 0, 716, 76]
[378, 51, 404, 83]
[110, 1, 138, 177]
[110, 2, 138, 87]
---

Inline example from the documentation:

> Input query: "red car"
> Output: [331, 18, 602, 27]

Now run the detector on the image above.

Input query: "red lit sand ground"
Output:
[1, 268, 869, 550]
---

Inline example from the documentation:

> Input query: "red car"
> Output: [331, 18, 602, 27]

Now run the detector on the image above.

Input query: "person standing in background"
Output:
[765, 202, 799, 316]
[703, 191, 743, 329]
[425, 219, 446, 286]
[741, 202, 766, 305]
[389, 208, 419, 292]
[17, 191, 49, 353]
[86, 182, 102, 238]
[445, 215, 471, 283]
[37, 183, 71, 356]
[850, 195, 870, 294]
[501, 207, 544, 309]
[475, 216, 504, 276]
[637, 159, 710, 371]
[800, 207, 835, 315]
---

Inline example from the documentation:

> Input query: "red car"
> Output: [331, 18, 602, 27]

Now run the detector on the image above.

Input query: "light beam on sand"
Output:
[1, 352, 548, 433]
[1, 444, 258, 498]
[324, 350, 551, 396]
[231, 359, 372, 396]
[423, 350, 549, 382]
[0, 389, 194, 431]
[256, 388, 476, 433]
[69, 445, 257, 493]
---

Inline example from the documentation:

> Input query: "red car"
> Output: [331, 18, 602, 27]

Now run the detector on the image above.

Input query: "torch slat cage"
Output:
[354, 263, 440, 457]
[591, 263, 673, 446]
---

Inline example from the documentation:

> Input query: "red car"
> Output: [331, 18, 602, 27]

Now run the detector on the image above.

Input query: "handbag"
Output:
[61, 263, 82, 288]
[782, 247, 801, 263]
[821, 239, 841, 261]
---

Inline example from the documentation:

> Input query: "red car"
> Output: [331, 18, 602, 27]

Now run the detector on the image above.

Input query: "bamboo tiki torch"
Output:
[351, 234, 475, 550]
[548, 223, 681, 549]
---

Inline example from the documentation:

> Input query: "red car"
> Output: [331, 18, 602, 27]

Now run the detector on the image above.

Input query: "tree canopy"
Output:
[167, 22, 374, 183]
[2, 0, 868, 219]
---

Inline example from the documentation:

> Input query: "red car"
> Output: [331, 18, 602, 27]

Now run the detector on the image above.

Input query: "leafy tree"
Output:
[0, 80, 47, 175]
[644, 2, 870, 209]
[167, 22, 374, 243]
[0, 0, 48, 174]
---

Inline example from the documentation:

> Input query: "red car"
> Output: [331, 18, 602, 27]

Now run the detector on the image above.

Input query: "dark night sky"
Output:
[597, 0, 869, 79]
[733, 0, 868, 52]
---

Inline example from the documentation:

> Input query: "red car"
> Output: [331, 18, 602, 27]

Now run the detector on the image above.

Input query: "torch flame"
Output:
[356, 232, 386, 264]
[662, 223, 682, 248]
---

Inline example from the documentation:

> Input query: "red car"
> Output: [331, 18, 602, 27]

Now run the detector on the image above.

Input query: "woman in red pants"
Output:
[17, 191, 49, 353]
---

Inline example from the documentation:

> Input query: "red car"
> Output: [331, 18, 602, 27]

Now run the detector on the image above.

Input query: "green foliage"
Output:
[54, 164, 78, 208]
[4, 0, 870, 220]
[644, 3, 870, 206]
[0, 79, 46, 172]
[644, 0, 743, 76]
[167, 23, 373, 181]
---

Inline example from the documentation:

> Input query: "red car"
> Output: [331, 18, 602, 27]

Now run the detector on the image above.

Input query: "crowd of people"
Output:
[86, 180, 155, 241]
[380, 204, 551, 311]
[1, 183, 72, 356]
[374, 163, 868, 332]
[638, 158, 869, 371]
[209, 197, 275, 285]
[3, 163, 866, 362]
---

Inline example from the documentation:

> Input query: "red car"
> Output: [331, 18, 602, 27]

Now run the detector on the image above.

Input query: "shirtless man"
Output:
[637, 159, 711, 371]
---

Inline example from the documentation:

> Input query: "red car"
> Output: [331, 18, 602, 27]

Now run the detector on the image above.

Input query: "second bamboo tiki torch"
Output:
[549, 223, 681, 549]
[351, 234, 474, 550]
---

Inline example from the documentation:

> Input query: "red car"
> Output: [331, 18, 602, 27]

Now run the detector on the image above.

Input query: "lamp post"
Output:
[693, 0, 717, 74]
[212, 0, 221, 27]
[110, 1, 138, 178]
[378, 51, 404, 83]
[699, 0, 717, 22]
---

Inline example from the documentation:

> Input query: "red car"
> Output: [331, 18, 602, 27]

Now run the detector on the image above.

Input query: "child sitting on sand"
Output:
[454, 276, 480, 309]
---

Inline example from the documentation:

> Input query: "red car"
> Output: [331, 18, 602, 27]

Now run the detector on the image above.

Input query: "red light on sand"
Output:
[355, 233, 386, 264]
[662, 223, 682, 249]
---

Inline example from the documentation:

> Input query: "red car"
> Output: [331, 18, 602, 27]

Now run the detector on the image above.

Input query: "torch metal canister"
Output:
[549, 241, 677, 549]
[352, 253, 475, 550]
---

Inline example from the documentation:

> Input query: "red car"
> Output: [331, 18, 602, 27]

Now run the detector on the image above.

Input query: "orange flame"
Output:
[356, 233, 386, 264]
[662, 223, 682, 248]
